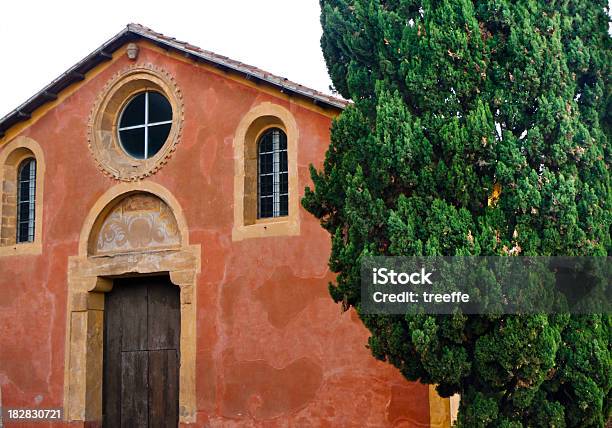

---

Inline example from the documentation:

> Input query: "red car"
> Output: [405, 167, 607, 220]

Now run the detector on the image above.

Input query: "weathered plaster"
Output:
[0, 41, 444, 427]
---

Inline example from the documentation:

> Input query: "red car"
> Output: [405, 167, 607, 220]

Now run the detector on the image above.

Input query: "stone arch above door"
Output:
[78, 181, 190, 256]
[64, 181, 200, 425]
[89, 193, 181, 255]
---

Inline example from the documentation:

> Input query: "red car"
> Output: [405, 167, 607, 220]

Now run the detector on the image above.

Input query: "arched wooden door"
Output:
[103, 275, 180, 428]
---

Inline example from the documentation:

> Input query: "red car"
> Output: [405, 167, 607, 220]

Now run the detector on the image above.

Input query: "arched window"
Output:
[258, 128, 288, 218]
[232, 103, 299, 240]
[17, 158, 36, 243]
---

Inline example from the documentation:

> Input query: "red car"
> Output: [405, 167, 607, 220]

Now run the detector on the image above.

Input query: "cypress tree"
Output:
[303, 1, 611, 425]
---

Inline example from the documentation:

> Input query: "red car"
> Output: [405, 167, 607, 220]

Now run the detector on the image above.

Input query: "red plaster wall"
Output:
[0, 43, 430, 427]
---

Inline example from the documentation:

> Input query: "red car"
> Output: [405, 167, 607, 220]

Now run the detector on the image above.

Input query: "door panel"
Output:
[147, 280, 180, 351]
[103, 276, 180, 428]
[120, 283, 148, 351]
[103, 283, 122, 426]
[121, 351, 149, 428]
[148, 350, 179, 428]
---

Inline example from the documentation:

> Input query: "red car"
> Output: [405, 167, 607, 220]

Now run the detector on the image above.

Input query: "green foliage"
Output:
[304, 0, 611, 425]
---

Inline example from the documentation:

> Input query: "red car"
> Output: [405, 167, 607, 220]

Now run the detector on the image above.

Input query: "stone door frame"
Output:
[63, 182, 200, 424]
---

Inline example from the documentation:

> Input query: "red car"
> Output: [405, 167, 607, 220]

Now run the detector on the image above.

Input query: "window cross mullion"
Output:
[147, 120, 172, 127]
[144, 91, 149, 159]
[117, 123, 146, 131]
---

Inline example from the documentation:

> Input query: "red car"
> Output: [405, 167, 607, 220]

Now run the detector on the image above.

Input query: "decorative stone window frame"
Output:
[0, 136, 45, 256]
[63, 181, 200, 424]
[232, 102, 300, 241]
[87, 63, 184, 181]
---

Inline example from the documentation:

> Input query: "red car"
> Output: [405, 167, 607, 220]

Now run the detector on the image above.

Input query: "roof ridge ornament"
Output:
[126, 43, 139, 60]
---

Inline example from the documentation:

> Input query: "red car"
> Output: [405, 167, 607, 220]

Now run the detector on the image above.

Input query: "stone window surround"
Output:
[63, 181, 200, 424]
[87, 63, 185, 182]
[232, 102, 300, 241]
[0, 136, 45, 256]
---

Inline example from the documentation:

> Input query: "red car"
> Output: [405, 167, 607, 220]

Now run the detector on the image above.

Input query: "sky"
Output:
[0, 1, 334, 118]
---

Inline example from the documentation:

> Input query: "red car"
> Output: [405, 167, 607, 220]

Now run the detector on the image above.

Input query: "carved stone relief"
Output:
[93, 193, 180, 254]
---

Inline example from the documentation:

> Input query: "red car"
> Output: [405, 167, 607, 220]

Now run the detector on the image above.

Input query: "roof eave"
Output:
[0, 25, 345, 138]
[126, 25, 347, 110]
[0, 27, 138, 138]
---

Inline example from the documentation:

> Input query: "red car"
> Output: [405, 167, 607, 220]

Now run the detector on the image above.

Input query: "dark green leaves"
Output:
[306, 0, 611, 425]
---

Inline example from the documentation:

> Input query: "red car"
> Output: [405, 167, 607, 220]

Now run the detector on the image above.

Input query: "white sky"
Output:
[0, 0, 334, 118]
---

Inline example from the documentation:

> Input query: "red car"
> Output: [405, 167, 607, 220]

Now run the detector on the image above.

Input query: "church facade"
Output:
[0, 24, 451, 427]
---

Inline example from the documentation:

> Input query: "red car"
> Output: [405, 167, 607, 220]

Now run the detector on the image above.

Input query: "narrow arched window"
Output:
[258, 128, 288, 218]
[17, 158, 36, 243]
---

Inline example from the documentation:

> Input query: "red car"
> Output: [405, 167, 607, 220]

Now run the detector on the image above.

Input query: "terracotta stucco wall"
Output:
[0, 42, 431, 427]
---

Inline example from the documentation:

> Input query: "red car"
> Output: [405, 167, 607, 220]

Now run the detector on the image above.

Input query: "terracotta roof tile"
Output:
[127, 24, 347, 109]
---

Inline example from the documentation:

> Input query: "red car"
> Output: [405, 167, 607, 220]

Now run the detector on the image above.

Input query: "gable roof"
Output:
[0, 23, 347, 139]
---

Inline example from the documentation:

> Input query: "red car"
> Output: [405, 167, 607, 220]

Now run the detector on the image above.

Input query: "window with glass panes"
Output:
[17, 158, 36, 243]
[258, 128, 288, 218]
[117, 91, 173, 159]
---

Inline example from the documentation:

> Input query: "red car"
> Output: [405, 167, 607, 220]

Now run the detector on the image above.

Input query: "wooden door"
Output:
[103, 276, 180, 428]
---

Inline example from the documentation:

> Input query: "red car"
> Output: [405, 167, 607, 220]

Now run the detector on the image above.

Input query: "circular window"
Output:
[87, 64, 184, 181]
[118, 91, 173, 159]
